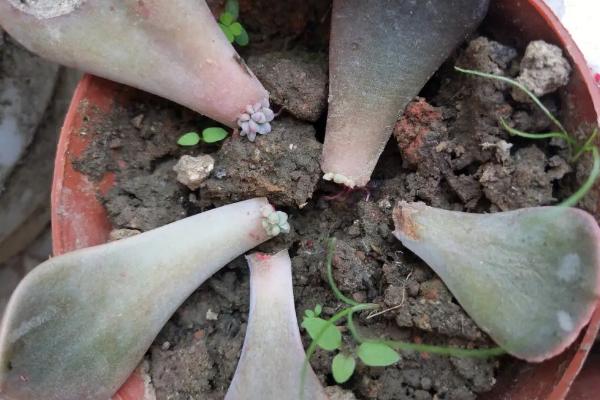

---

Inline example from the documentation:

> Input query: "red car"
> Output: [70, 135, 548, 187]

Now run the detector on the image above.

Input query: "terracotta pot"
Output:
[51, 0, 600, 399]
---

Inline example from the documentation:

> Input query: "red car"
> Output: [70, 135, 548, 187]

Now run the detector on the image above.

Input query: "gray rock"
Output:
[512, 40, 571, 102]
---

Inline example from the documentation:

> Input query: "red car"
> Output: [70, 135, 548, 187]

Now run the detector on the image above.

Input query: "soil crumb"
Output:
[247, 51, 328, 122]
[199, 117, 322, 208]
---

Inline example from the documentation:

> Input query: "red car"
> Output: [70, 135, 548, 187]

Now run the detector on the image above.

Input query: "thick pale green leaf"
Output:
[301, 317, 341, 351]
[357, 342, 400, 366]
[305, 309, 315, 318]
[234, 26, 249, 46]
[219, 12, 234, 26]
[219, 23, 234, 42]
[393, 202, 600, 361]
[332, 353, 356, 383]
[230, 22, 243, 36]
[225, 0, 239, 20]
[177, 132, 200, 146]
[202, 127, 228, 143]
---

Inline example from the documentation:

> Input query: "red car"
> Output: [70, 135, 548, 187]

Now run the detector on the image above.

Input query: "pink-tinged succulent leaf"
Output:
[392, 201, 600, 362]
[226, 250, 327, 400]
[0, 0, 268, 128]
[321, 0, 489, 187]
[0, 198, 288, 400]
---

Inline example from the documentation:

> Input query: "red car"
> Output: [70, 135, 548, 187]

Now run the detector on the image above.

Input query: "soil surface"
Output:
[72, 9, 592, 400]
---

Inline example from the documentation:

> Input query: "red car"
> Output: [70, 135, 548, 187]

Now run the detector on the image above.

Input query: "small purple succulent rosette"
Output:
[237, 98, 275, 142]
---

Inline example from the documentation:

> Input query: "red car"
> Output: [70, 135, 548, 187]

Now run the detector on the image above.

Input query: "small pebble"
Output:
[173, 154, 215, 190]
[206, 309, 218, 321]
[108, 228, 141, 241]
[130, 114, 144, 129]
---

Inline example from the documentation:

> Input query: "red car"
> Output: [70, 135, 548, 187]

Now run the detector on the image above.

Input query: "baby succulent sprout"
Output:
[226, 250, 327, 400]
[238, 99, 275, 142]
[0, 0, 269, 129]
[0, 198, 289, 400]
[393, 202, 600, 361]
[261, 204, 290, 237]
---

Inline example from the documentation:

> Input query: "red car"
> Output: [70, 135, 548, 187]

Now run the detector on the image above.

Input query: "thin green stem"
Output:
[455, 66, 568, 136]
[499, 118, 574, 145]
[347, 311, 364, 343]
[381, 340, 506, 358]
[326, 238, 360, 306]
[456, 66, 600, 208]
[573, 128, 598, 161]
[559, 146, 600, 208]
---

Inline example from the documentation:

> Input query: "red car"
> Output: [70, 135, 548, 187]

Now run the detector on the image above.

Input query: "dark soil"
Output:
[72, 10, 592, 400]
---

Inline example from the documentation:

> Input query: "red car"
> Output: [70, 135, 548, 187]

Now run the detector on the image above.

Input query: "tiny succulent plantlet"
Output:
[301, 239, 504, 389]
[0, 199, 289, 400]
[321, 0, 489, 188]
[218, 0, 249, 46]
[226, 250, 327, 400]
[0, 0, 272, 131]
[237, 98, 275, 142]
[177, 127, 229, 146]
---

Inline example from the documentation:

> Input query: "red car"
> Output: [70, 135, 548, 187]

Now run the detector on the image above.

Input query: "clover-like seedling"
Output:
[218, 0, 249, 46]
[300, 239, 504, 391]
[177, 127, 229, 146]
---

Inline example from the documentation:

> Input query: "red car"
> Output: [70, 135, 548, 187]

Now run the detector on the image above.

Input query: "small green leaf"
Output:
[301, 317, 341, 351]
[304, 309, 315, 318]
[357, 342, 400, 367]
[234, 26, 249, 46]
[225, 0, 239, 20]
[332, 353, 356, 384]
[202, 127, 228, 143]
[177, 132, 201, 146]
[229, 22, 243, 36]
[314, 304, 322, 317]
[219, 23, 235, 43]
[219, 12, 234, 26]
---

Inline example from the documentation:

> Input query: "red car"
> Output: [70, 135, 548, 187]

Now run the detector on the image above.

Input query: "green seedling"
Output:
[300, 238, 504, 393]
[177, 127, 229, 146]
[218, 0, 249, 46]
[455, 66, 600, 207]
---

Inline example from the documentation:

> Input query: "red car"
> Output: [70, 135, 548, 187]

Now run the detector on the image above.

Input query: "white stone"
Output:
[173, 154, 215, 190]
[206, 309, 218, 321]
